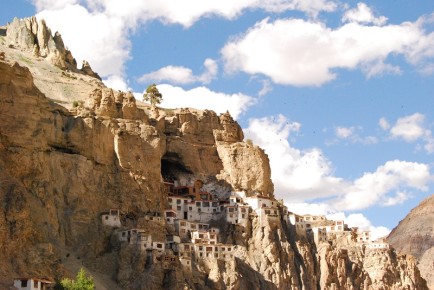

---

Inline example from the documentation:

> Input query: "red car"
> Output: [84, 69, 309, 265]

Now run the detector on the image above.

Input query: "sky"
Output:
[2, 0, 434, 240]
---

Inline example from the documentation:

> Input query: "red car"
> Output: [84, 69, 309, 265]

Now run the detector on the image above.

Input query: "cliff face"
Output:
[387, 194, 434, 289]
[0, 17, 428, 290]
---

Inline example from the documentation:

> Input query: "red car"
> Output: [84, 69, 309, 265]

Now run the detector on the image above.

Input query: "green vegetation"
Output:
[143, 83, 162, 106]
[58, 268, 94, 290]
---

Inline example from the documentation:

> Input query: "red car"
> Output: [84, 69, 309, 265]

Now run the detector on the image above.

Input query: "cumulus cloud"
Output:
[33, 0, 78, 11]
[157, 84, 256, 119]
[379, 117, 390, 130]
[32, 0, 337, 86]
[343, 213, 390, 240]
[335, 126, 354, 139]
[332, 160, 430, 210]
[332, 126, 377, 145]
[37, 4, 131, 78]
[342, 2, 388, 26]
[79, 0, 338, 27]
[221, 16, 434, 86]
[390, 113, 428, 141]
[244, 115, 346, 200]
[103, 75, 131, 91]
[244, 115, 432, 211]
[381, 113, 434, 154]
[138, 59, 218, 85]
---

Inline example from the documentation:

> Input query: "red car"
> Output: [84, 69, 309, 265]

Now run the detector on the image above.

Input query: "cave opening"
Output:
[161, 152, 193, 183]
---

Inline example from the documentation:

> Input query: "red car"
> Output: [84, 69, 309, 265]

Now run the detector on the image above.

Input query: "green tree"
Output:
[60, 268, 94, 290]
[143, 83, 162, 106]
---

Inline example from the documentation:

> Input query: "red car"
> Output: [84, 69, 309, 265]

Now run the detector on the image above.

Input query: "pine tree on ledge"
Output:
[143, 83, 162, 106]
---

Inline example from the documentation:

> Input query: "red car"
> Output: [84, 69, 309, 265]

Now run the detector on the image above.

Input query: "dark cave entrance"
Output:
[161, 152, 193, 182]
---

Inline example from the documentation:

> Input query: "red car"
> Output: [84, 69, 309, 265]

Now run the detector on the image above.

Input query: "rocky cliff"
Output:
[0, 17, 428, 290]
[387, 194, 434, 289]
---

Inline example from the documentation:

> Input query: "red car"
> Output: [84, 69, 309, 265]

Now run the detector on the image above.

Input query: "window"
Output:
[189, 207, 192, 211]
[21, 280, 28, 287]
[177, 199, 181, 204]
[157, 243, 163, 248]
[177, 206, 181, 211]
[105, 216, 109, 220]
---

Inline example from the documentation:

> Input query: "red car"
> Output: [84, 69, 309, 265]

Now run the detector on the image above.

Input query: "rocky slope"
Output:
[387, 194, 434, 289]
[0, 17, 429, 290]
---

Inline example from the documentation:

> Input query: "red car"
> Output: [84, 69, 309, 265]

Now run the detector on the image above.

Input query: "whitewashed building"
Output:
[244, 196, 277, 212]
[118, 228, 146, 244]
[288, 212, 307, 237]
[101, 209, 122, 227]
[13, 278, 53, 290]
[310, 227, 328, 245]
[187, 200, 222, 222]
[179, 256, 192, 271]
[164, 209, 177, 225]
[358, 230, 371, 243]
[165, 234, 181, 254]
[191, 230, 218, 244]
[193, 243, 234, 261]
[365, 241, 389, 250]
[175, 219, 209, 238]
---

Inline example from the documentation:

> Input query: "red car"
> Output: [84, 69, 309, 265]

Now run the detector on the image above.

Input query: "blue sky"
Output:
[2, 0, 434, 239]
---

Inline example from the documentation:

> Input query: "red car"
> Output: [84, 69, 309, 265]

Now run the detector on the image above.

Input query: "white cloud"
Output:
[258, 79, 273, 97]
[390, 113, 428, 142]
[33, 0, 337, 27]
[83, 0, 337, 27]
[342, 3, 388, 26]
[333, 160, 430, 210]
[138, 59, 218, 85]
[331, 126, 377, 145]
[33, 0, 78, 11]
[381, 113, 434, 154]
[379, 117, 390, 130]
[103, 74, 130, 91]
[244, 115, 345, 201]
[382, 191, 410, 206]
[37, 4, 131, 78]
[335, 126, 354, 139]
[344, 213, 390, 240]
[157, 84, 256, 119]
[221, 16, 434, 86]
[31, 0, 337, 89]
[287, 202, 330, 216]
[244, 115, 432, 211]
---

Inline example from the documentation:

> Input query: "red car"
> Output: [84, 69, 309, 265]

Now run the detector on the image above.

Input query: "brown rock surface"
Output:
[387, 194, 434, 289]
